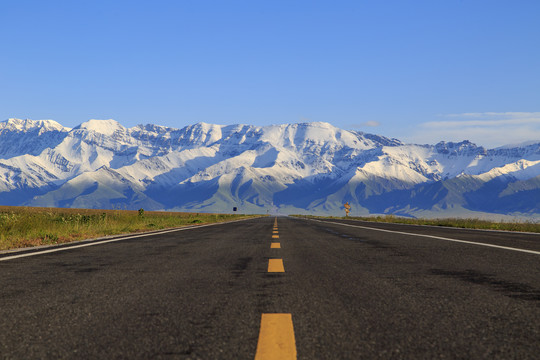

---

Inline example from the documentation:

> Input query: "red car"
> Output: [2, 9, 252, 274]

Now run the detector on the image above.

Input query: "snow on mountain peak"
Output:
[435, 140, 486, 156]
[3, 118, 540, 217]
[0, 118, 70, 159]
[1, 118, 68, 133]
[495, 140, 540, 150]
[76, 119, 125, 136]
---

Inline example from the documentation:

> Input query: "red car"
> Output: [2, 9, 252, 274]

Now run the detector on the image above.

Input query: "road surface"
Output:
[1, 216, 539, 359]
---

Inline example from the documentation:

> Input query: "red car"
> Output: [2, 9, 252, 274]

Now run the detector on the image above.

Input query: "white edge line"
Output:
[324, 218, 540, 236]
[306, 218, 540, 256]
[0, 217, 257, 262]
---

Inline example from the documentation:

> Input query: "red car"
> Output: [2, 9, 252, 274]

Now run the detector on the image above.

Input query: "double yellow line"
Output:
[255, 217, 297, 359]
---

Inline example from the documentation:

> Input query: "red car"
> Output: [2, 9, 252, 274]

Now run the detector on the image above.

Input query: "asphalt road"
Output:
[1, 216, 539, 359]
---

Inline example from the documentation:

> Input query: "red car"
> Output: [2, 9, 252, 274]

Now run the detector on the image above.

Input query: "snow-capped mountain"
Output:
[1, 118, 540, 219]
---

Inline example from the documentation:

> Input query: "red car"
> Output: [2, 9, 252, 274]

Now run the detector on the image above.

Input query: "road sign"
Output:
[344, 202, 351, 216]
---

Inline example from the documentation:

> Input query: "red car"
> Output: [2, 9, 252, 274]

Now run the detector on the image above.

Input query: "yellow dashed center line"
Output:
[268, 258, 285, 272]
[255, 313, 296, 360]
[256, 218, 295, 359]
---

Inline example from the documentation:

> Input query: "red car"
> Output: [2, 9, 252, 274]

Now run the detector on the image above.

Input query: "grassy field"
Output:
[0, 206, 258, 251]
[294, 214, 540, 233]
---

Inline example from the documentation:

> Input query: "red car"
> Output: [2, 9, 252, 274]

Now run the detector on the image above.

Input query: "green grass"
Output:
[293, 214, 540, 233]
[0, 206, 259, 251]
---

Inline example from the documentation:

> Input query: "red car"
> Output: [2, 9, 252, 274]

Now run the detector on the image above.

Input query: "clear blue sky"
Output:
[1, 0, 539, 147]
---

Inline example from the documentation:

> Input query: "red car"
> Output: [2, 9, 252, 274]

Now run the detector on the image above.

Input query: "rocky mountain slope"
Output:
[1, 118, 540, 218]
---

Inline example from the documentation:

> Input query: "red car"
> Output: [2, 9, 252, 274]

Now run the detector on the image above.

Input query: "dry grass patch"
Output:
[0, 206, 257, 251]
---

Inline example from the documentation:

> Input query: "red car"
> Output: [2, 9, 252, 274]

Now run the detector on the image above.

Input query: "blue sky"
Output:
[1, 0, 539, 148]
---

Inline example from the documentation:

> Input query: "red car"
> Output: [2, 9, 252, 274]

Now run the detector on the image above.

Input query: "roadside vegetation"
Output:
[0, 206, 257, 251]
[293, 214, 540, 233]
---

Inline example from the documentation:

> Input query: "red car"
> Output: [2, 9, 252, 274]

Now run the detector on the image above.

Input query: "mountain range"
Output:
[1, 118, 540, 219]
